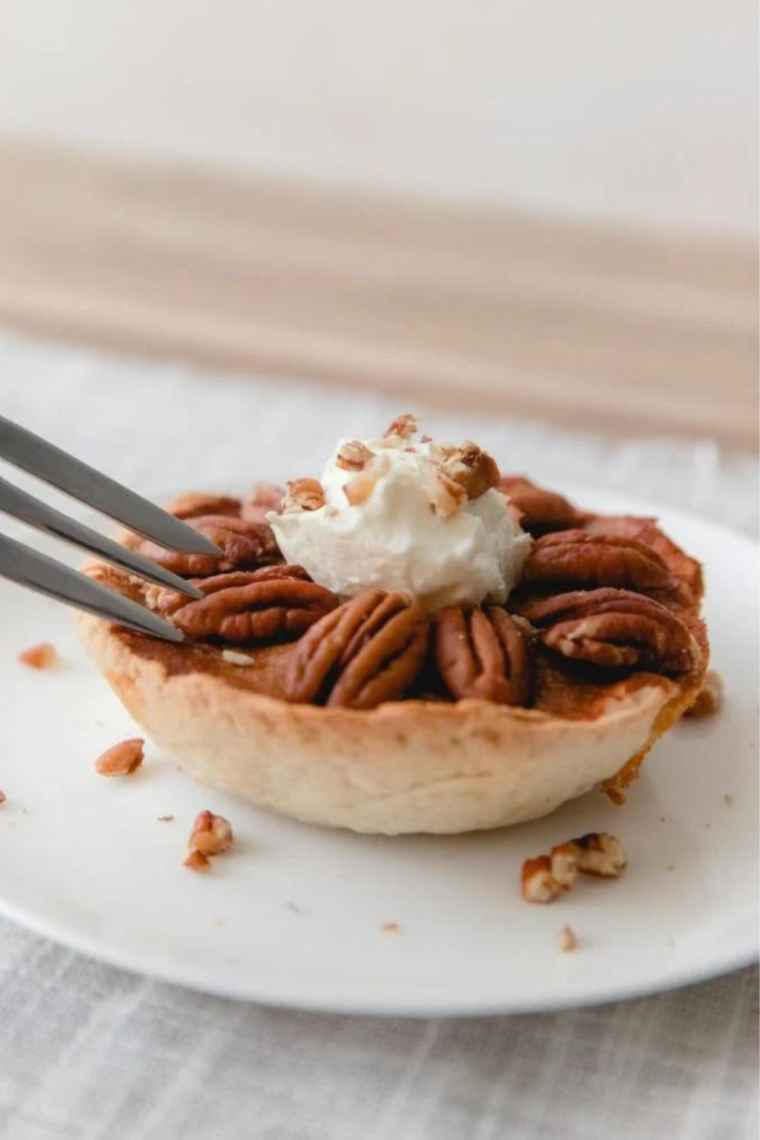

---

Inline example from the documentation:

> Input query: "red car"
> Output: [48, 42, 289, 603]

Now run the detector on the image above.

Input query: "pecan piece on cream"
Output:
[241, 484, 285, 522]
[522, 530, 674, 593]
[165, 491, 242, 520]
[383, 413, 418, 440]
[282, 478, 324, 513]
[498, 476, 585, 535]
[138, 515, 279, 577]
[169, 574, 339, 644]
[335, 440, 375, 472]
[284, 589, 429, 709]
[523, 588, 700, 674]
[441, 442, 500, 500]
[426, 468, 467, 519]
[433, 605, 531, 705]
[343, 455, 390, 506]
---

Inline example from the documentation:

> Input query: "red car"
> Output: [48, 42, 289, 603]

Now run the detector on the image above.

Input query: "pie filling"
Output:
[92, 415, 707, 721]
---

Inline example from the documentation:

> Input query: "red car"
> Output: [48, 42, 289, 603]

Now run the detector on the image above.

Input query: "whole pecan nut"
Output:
[241, 483, 284, 522]
[434, 605, 531, 705]
[498, 476, 584, 535]
[522, 529, 673, 592]
[138, 514, 279, 577]
[284, 589, 430, 709]
[147, 564, 311, 618]
[170, 574, 339, 644]
[523, 588, 700, 674]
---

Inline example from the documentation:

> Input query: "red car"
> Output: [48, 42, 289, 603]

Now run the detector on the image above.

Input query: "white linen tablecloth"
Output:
[0, 331, 757, 1140]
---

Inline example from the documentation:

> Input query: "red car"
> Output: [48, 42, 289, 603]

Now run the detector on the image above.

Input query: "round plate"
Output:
[0, 486, 756, 1016]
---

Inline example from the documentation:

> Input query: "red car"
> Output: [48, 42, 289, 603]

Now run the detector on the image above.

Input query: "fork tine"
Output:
[0, 475, 203, 599]
[0, 416, 221, 555]
[0, 533, 185, 642]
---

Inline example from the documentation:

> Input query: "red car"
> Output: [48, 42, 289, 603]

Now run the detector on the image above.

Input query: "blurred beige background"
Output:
[0, 0, 756, 444]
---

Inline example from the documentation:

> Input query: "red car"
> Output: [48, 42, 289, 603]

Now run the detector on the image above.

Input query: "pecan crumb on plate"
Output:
[94, 738, 145, 776]
[558, 926, 578, 952]
[521, 833, 627, 903]
[18, 642, 59, 669]
[157, 814, 174, 822]
[381, 922, 400, 933]
[188, 810, 234, 857]
[724, 793, 735, 807]
[0, 790, 5, 806]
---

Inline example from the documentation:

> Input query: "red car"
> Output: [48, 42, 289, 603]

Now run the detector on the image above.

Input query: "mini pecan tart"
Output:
[76, 418, 708, 835]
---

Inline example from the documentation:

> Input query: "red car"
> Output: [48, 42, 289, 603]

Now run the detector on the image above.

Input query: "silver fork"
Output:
[0, 416, 222, 642]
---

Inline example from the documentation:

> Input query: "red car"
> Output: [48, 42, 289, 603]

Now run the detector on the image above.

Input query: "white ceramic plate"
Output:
[0, 486, 756, 1016]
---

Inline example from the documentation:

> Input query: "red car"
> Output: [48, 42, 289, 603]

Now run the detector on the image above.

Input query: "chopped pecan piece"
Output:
[18, 642, 59, 669]
[168, 573, 339, 644]
[241, 484, 284, 522]
[188, 810, 234, 856]
[498, 476, 585, 535]
[523, 588, 700, 674]
[284, 589, 429, 709]
[571, 832, 627, 876]
[685, 670, 724, 718]
[426, 468, 467, 519]
[522, 530, 674, 593]
[282, 478, 324, 513]
[521, 856, 562, 903]
[335, 440, 375, 472]
[139, 515, 279, 577]
[343, 455, 390, 506]
[165, 492, 241, 519]
[383, 413, 418, 440]
[558, 925, 578, 952]
[441, 442, 500, 500]
[94, 738, 145, 776]
[434, 605, 531, 705]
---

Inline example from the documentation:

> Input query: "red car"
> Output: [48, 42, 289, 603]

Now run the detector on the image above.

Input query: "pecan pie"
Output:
[76, 422, 708, 835]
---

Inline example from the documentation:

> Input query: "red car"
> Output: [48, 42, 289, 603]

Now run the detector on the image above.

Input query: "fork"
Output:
[0, 415, 222, 642]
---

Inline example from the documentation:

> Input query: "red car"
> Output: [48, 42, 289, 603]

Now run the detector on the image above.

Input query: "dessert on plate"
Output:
[77, 415, 708, 834]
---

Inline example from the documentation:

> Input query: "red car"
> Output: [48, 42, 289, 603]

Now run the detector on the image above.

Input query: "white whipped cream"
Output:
[270, 430, 532, 609]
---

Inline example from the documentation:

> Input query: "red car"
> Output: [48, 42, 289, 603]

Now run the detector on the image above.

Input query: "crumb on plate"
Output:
[18, 643, 58, 669]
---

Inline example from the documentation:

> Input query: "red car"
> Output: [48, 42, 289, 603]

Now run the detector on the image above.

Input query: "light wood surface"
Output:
[0, 144, 756, 447]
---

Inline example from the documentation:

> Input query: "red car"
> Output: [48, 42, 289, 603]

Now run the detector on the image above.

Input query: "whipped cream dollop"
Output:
[270, 420, 532, 610]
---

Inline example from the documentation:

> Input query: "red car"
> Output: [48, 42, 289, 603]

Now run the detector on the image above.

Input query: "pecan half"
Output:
[441, 442, 500, 500]
[522, 530, 673, 592]
[498, 476, 584, 535]
[147, 564, 311, 618]
[523, 588, 700, 674]
[241, 483, 284, 522]
[282, 478, 324, 513]
[335, 440, 375, 472]
[434, 605, 531, 705]
[139, 515, 279, 577]
[170, 574, 339, 644]
[284, 589, 429, 709]
[165, 491, 242, 520]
